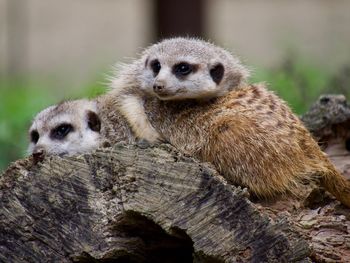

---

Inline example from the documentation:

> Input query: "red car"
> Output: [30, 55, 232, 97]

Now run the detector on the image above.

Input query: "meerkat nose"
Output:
[153, 84, 164, 93]
[32, 147, 45, 164]
[33, 147, 45, 156]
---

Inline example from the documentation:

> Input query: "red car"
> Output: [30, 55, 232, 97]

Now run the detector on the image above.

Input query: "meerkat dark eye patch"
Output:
[210, 63, 225, 85]
[173, 62, 196, 78]
[87, 111, 101, 132]
[51, 123, 73, 140]
[320, 96, 330, 105]
[150, 59, 161, 75]
[30, 130, 39, 144]
[346, 138, 350, 152]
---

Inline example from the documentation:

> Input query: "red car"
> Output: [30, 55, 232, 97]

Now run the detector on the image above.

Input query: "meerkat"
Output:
[27, 97, 135, 157]
[109, 38, 350, 207]
[28, 99, 102, 157]
[110, 37, 249, 143]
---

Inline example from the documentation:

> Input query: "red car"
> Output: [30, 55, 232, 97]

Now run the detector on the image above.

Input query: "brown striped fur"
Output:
[140, 84, 350, 206]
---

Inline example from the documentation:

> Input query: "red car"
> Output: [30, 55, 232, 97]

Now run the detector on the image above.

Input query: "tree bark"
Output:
[1, 143, 309, 262]
[302, 94, 350, 180]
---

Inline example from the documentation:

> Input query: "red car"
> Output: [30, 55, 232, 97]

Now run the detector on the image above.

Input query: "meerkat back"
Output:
[199, 84, 350, 205]
[143, 84, 350, 207]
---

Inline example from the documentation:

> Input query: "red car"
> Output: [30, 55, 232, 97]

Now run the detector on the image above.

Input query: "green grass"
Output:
[251, 61, 329, 114]
[0, 83, 54, 166]
[0, 58, 349, 171]
[251, 57, 350, 114]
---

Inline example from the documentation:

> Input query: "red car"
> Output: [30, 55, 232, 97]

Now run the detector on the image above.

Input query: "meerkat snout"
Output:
[32, 145, 45, 164]
[153, 84, 164, 93]
[29, 128, 46, 157]
[151, 62, 174, 97]
[153, 76, 172, 97]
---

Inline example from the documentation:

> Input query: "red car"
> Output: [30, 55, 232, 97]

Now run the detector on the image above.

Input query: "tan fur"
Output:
[110, 65, 162, 143]
[96, 94, 136, 145]
[118, 95, 161, 143]
[141, 84, 350, 206]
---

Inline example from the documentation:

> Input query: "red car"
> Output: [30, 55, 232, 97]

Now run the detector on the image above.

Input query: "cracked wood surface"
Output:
[0, 143, 310, 263]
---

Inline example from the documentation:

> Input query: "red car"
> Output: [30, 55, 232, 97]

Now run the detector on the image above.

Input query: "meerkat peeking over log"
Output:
[28, 100, 102, 157]
[27, 96, 135, 158]
[110, 37, 350, 207]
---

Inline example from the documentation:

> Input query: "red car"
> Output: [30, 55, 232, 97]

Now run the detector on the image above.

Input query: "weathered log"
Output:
[302, 94, 350, 180]
[0, 143, 310, 263]
[302, 94, 350, 138]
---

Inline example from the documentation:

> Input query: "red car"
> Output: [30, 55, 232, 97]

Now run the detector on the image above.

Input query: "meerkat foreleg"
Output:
[118, 94, 162, 143]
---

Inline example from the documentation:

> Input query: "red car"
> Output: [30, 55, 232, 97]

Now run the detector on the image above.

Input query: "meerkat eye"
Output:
[150, 59, 161, 75]
[51, 123, 73, 140]
[30, 130, 39, 144]
[173, 62, 193, 77]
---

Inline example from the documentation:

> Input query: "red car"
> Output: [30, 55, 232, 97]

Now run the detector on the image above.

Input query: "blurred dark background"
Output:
[1, 0, 350, 170]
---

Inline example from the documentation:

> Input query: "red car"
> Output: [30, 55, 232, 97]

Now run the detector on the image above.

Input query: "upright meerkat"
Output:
[111, 37, 249, 143]
[28, 96, 135, 157]
[110, 37, 350, 207]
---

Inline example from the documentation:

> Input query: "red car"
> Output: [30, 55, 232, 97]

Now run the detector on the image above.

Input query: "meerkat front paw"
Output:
[136, 123, 168, 147]
[138, 126, 162, 142]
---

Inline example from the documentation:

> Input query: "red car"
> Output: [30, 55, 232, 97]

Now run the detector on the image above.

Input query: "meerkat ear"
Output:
[210, 63, 225, 85]
[87, 111, 101, 132]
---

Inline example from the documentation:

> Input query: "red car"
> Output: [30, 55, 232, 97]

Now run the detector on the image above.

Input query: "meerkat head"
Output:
[27, 99, 101, 157]
[136, 37, 249, 100]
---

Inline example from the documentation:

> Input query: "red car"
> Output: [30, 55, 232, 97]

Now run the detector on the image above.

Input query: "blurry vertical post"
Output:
[6, 0, 29, 81]
[154, 0, 205, 40]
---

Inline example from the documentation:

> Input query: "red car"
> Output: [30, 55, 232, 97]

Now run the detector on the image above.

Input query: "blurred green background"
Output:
[1, 0, 350, 171]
